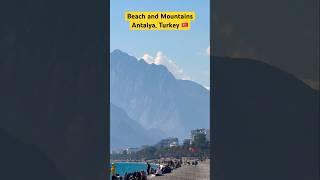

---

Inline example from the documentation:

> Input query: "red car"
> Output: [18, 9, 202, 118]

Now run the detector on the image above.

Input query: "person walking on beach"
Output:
[147, 162, 151, 175]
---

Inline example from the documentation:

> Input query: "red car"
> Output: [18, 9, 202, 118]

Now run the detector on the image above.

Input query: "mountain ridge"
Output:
[110, 103, 163, 149]
[110, 50, 210, 142]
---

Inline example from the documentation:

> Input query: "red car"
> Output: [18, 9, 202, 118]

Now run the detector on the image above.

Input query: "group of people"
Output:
[110, 159, 185, 179]
[148, 162, 163, 176]
[111, 170, 147, 180]
[123, 171, 148, 180]
[110, 162, 154, 180]
[186, 160, 198, 167]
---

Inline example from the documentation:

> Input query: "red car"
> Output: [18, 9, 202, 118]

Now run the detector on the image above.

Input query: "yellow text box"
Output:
[125, 11, 196, 31]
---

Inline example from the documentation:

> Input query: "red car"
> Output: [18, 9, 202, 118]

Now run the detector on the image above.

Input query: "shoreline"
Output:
[110, 161, 160, 177]
[111, 159, 209, 180]
[150, 160, 210, 180]
[110, 161, 160, 166]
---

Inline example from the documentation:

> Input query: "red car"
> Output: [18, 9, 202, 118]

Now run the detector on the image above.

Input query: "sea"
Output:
[111, 162, 158, 176]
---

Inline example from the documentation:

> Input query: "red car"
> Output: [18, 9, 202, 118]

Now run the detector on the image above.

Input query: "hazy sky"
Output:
[110, 0, 210, 89]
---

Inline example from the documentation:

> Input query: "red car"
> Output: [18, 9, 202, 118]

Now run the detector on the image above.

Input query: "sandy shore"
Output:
[149, 160, 210, 180]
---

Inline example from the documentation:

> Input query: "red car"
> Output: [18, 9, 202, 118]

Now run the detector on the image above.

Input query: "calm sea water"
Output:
[111, 162, 158, 176]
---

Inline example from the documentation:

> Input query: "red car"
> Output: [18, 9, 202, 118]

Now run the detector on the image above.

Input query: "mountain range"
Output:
[110, 103, 164, 149]
[110, 50, 210, 148]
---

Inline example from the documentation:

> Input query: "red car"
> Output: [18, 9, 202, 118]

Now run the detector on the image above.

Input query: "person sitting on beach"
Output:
[155, 166, 162, 176]
[124, 173, 128, 180]
[136, 171, 141, 179]
[126, 173, 133, 180]
[129, 172, 132, 180]
[141, 171, 147, 180]
[111, 175, 116, 180]
[176, 161, 180, 168]
[152, 167, 157, 174]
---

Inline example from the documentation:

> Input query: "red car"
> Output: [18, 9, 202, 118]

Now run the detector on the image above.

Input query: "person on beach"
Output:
[146, 162, 151, 175]
[141, 171, 147, 180]
[111, 163, 116, 176]
[136, 171, 141, 179]
[155, 165, 162, 176]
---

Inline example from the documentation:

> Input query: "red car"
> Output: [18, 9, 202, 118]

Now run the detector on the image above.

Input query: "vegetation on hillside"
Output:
[111, 134, 210, 161]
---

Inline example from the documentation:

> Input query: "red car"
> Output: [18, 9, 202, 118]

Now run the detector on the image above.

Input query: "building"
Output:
[169, 141, 178, 148]
[111, 148, 126, 155]
[126, 147, 140, 154]
[190, 128, 210, 144]
[205, 129, 210, 142]
[155, 137, 179, 148]
[183, 139, 191, 146]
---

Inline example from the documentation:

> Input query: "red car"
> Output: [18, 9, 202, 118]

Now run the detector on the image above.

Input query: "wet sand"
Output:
[150, 160, 210, 180]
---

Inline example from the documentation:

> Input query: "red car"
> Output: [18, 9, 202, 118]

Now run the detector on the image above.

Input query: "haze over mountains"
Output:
[110, 50, 210, 149]
[110, 103, 163, 149]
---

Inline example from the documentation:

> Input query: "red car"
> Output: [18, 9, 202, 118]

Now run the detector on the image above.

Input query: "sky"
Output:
[110, 0, 210, 89]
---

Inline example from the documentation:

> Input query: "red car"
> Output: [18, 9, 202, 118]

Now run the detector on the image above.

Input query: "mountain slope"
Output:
[110, 50, 210, 140]
[110, 103, 162, 149]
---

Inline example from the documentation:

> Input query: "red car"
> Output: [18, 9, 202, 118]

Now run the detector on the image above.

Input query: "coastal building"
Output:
[111, 148, 126, 155]
[183, 139, 191, 146]
[205, 129, 210, 141]
[126, 147, 140, 154]
[190, 128, 210, 143]
[155, 137, 179, 148]
[169, 141, 178, 148]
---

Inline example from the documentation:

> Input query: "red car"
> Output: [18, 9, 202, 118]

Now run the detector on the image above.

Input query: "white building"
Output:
[205, 129, 210, 142]
[126, 147, 140, 154]
[169, 141, 178, 148]
[111, 148, 126, 155]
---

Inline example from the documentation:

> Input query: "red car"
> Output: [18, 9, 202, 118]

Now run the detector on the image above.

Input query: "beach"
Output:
[150, 160, 210, 180]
